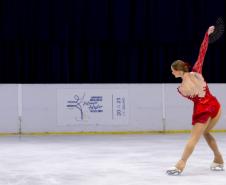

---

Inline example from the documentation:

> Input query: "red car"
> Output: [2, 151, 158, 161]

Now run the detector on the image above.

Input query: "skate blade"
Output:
[210, 163, 224, 171]
[210, 166, 224, 171]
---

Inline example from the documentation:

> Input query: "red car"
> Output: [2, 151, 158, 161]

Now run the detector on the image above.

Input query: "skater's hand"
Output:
[208, 26, 215, 35]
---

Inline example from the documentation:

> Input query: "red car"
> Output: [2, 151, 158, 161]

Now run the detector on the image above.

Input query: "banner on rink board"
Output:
[57, 89, 128, 125]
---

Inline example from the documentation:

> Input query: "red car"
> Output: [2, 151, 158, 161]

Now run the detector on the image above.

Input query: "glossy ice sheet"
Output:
[0, 133, 225, 185]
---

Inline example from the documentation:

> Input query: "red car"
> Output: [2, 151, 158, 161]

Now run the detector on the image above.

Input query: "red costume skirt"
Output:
[192, 96, 221, 125]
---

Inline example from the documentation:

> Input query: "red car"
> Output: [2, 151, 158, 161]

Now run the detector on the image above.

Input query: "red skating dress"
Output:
[177, 31, 221, 125]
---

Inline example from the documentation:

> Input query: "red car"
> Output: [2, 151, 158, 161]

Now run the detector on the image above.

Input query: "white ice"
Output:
[0, 133, 225, 185]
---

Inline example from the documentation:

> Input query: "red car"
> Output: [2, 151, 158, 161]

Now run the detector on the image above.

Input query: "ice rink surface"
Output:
[0, 133, 225, 185]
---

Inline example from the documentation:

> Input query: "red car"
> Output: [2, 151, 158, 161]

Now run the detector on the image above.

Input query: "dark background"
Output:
[0, 0, 225, 83]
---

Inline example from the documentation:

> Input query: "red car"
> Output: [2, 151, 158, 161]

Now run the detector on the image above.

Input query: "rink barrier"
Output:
[0, 130, 226, 136]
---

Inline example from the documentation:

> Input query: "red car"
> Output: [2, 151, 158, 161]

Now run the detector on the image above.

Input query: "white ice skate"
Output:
[166, 166, 182, 176]
[210, 162, 224, 171]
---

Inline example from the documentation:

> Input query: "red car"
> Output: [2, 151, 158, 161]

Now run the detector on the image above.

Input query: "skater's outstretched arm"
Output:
[192, 26, 215, 74]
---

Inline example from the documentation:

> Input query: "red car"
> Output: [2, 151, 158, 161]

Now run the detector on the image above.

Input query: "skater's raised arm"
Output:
[192, 26, 215, 74]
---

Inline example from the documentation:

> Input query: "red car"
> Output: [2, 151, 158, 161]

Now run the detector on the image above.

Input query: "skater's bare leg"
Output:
[203, 109, 224, 165]
[175, 119, 210, 172]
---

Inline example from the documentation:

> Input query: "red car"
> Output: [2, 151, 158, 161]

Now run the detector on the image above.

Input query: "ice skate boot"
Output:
[166, 167, 182, 176]
[210, 162, 224, 171]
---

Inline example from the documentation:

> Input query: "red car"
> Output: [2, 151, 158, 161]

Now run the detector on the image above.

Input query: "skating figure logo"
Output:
[66, 93, 103, 121]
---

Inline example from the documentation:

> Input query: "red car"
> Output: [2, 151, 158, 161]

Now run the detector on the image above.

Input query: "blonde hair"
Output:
[171, 60, 190, 72]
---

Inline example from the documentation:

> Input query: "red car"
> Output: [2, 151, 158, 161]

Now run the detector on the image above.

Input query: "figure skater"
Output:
[167, 25, 224, 175]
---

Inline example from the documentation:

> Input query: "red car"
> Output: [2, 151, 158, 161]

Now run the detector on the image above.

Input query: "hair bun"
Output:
[184, 62, 191, 68]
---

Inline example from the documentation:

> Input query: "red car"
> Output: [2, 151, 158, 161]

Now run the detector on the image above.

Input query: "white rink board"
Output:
[129, 84, 163, 131]
[0, 84, 18, 132]
[0, 84, 225, 133]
